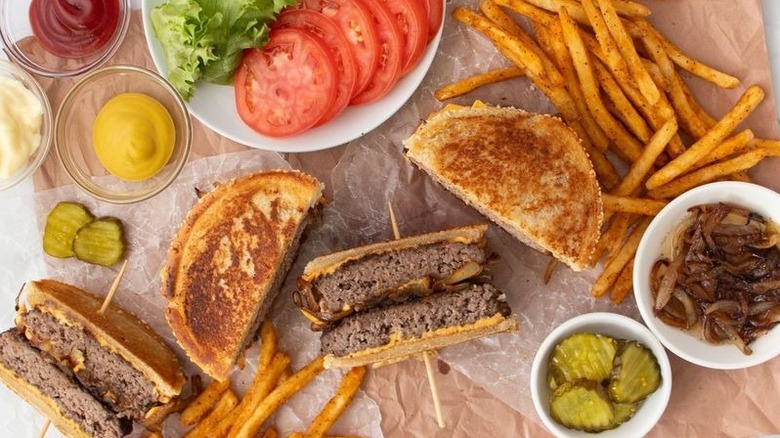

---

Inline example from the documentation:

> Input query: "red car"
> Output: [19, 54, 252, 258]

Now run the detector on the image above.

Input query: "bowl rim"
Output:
[0, 58, 53, 192]
[633, 181, 780, 369]
[530, 312, 672, 438]
[0, 0, 131, 78]
[54, 63, 192, 204]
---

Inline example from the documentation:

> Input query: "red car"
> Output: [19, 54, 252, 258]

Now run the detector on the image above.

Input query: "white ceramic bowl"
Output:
[530, 312, 672, 438]
[634, 181, 780, 369]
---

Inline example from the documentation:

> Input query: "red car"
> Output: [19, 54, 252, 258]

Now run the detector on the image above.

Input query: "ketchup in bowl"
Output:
[29, 0, 120, 59]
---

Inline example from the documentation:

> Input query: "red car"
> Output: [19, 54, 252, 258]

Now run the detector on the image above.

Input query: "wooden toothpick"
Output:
[99, 259, 128, 314]
[387, 202, 446, 429]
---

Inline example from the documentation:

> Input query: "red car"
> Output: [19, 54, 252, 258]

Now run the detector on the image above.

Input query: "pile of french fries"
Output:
[161, 321, 365, 438]
[441, 0, 780, 304]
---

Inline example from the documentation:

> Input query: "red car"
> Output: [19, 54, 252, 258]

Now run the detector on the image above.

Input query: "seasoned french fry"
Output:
[231, 356, 326, 438]
[646, 85, 765, 189]
[481, 0, 526, 36]
[220, 353, 291, 438]
[647, 149, 770, 199]
[581, 0, 633, 91]
[259, 320, 279, 373]
[641, 59, 669, 92]
[494, 0, 556, 26]
[573, 120, 621, 188]
[559, 6, 643, 162]
[729, 170, 752, 183]
[602, 194, 668, 216]
[610, 258, 635, 305]
[591, 218, 650, 297]
[697, 129, 755, 169]
[595, 0, 660, 105]
[278, 366, 293, 385]
[592, 57, 651, 142]
[613, 118, 678, 196]
[145, 433, 163, 438]
[453, 8, 545, 79]
[286, 433, 303, 438]
[679, 78, 718, 129]
[306, 367, 367, 438]
[184, 390, 239, 438]
[592, 212, 635, 264]
[642, 20, 740, 89]
[262, 428, 280, 438]
[180, 379, 231, 426]
[434, 67, 526, 102]
[749, 138, 780, 156]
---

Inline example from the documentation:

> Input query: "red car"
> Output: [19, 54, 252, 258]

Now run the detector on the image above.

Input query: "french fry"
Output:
[679, 77, 718, 129]
[641, 59, 669, 92]
[592, 212, 635, 264]
[262, 428, 280, 438]
[559, 6, 643, 162]
[145, 433, 163, 438]
[287, 434, 304, 438]
[259, 320, 279, 372]
[647, 149, 770, 199]
[481, 0, 526, 36]
[453, 8, 546, 79]
[220, 353, 291, 438]
[729, 170, 752, 183]
[610, 258, 635, 305]
[278, 366, 293, 385]
[613, 118, 678, 196]
[180, 379, 231, 426]
[645, 85, 765, 189]
[581, 0, 633, 93]
[749, 138, 780, 156]
[697, 129, 755, 169]
[543, 21, 611, 152]
[230, 356, 326, 438]
[434, 67, 525, 101]
[602, 194, 668, 216]
[595, 0, 660, 105]
[642, 20, 740, 89]
[306, 367, 367, 438]
[184, 390, 239, 438]
[493, 0, 556, 27]
[592, 57, 651, 142]
[591, 218, 650, 297]
[573, 120, 621, 188]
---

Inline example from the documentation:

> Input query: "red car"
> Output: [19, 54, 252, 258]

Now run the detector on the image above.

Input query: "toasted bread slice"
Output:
[162, 170, 323, 379]
[404, 105, 603, 271]
[21, 279, 184, 402]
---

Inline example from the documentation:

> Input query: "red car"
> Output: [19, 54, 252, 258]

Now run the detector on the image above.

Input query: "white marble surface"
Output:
[0, 1, 779, 437]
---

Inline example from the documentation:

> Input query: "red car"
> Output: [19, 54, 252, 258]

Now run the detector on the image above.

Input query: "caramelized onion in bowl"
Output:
[651, 203, 780, 355]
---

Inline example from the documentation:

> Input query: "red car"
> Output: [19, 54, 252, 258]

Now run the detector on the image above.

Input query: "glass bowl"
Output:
[0, 0, 131, 77]
[55, 65, 192, 204]
[0, 59, 52, 192]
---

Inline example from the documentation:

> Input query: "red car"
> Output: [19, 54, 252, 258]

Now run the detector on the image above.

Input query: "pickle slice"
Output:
[612, 402, 637, 426]
[550, 332, 617, 387]
[608, 341, 661, 403]
[550, 380, 614, 432]
[43, 202, 95, 258]
[72, 218, 126, 266]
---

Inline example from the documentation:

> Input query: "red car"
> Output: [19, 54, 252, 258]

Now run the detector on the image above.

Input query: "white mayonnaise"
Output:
[0, 77, 43, 178]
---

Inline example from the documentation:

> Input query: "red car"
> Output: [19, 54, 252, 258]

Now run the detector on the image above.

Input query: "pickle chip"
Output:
[612, 402, 637, 426]
[72, 218, 126, 266]
[550, 332, 617, 386]
[43, 202, 95, 258]
[609, 341, 662, 403]
[550, 380, 615, 432]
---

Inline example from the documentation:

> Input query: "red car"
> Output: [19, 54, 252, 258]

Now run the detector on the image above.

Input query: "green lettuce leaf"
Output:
[150, 0, 296, 100]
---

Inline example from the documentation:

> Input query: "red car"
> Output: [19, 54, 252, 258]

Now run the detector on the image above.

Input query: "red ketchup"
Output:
[29, 0, 120, 59]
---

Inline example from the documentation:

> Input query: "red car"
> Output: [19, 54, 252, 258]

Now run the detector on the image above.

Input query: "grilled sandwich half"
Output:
[404, 104, 603, 271]
[162, 170, 323, 379]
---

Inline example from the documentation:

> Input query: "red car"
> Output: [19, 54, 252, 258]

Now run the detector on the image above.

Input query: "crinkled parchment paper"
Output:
[9, 0, 780, 437]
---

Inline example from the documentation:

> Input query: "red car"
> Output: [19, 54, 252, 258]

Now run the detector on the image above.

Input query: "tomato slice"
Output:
[380, 0, 428, 76]
[422, 0, 444, 43]
[235, 29, 339, 137]
[302, 0, 380, 97]
[350, 0, 404, 105]
[272, 9, 357, 125]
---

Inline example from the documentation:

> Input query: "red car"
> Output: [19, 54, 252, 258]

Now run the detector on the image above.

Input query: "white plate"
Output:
[141, 0, 444, 152]
[634, 181, 780, 370]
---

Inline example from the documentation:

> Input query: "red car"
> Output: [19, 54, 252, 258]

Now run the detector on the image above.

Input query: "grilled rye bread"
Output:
[162, 170, 323, 379]
[404, 105, 603, 271]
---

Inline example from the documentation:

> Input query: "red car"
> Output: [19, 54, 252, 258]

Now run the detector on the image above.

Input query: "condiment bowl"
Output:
[530, 312, 672, 438]
[634, 181, 780, 369]
[55, 65, 191, 203]
[0, 59, 52, 192]
[0, 0, 130, 77]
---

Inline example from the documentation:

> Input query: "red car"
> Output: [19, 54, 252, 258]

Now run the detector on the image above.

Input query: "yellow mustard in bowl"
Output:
[93, 93, 174, 181]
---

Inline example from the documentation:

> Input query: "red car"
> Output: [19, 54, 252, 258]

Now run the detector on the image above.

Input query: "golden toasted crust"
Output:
[24, 280, 184, 399]
[324, 314, 519, 369]
[162, 170, 323, 380]
[0, 360, 91, 438]
[404, 106, 603, 271]
[301, 224, 488, 282]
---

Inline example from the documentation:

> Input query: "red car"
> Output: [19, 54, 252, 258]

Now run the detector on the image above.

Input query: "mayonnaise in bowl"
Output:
[0, 76, 43, 179]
